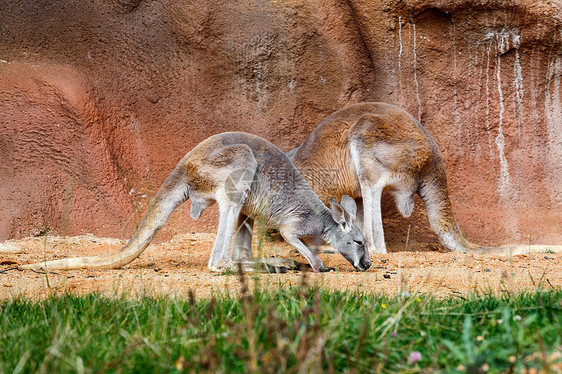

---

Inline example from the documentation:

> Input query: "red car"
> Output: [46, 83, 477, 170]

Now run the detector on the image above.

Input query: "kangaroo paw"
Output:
[239, 261, 289, 273]
[254, 257, 308, 270]
[319, 265, 336, 273]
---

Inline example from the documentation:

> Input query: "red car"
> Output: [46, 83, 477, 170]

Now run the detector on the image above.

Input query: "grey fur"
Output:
[20, 132, 371, 273]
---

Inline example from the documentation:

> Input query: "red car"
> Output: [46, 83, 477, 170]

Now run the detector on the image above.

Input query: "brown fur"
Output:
[289, 102, 474, 253]
[185, 161, 214, 192]
[351, 113, 432, 173]
[292, 103, 435, 197]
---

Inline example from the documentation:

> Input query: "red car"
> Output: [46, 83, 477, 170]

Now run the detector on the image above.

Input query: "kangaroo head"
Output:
[328, 195, 371, 271]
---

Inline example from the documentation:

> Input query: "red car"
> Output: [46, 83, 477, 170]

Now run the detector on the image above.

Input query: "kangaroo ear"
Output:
[340, 195, 357, 222]
[329, 198, 347, 227]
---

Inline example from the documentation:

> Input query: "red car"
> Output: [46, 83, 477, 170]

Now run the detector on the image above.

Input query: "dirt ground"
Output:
[0, 233, 561, 300]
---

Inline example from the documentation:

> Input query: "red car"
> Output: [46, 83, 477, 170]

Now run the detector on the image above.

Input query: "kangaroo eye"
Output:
[353, 240, 363, 245]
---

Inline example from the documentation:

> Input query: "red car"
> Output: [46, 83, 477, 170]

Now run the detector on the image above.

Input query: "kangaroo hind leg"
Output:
[208, 202, 244, 272]
[360, 183, 386, 254]
[232, 214, 254, 262]
[206, 143, 257, 272]
[349, 136, 387, 254]
[205, 143, 294, 273]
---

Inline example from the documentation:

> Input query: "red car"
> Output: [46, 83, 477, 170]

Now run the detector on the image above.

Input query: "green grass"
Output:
[0, 280, 561, 373]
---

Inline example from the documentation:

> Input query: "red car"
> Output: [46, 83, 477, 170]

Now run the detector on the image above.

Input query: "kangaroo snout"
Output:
[355, 256, 371, 272]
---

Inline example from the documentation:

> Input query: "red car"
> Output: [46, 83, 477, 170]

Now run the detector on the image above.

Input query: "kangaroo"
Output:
[287, 102, 475, 254]
[19, 132, 371, 273]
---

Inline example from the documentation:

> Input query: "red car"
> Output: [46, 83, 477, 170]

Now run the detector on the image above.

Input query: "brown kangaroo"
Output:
[287, 102, 474, 254]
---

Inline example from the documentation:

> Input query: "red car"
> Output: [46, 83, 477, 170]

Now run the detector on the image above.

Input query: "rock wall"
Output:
[0, 0, 560, 249]
[350, 0, 562, 247]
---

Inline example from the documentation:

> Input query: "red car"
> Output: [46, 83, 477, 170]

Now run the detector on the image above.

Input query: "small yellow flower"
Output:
[416, 297, 422, 303]
[175, 357, 186, 370]
[381, 304, 387, 309]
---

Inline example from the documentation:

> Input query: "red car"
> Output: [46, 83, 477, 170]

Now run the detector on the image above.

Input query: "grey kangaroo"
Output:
[19, 132, 371, 272]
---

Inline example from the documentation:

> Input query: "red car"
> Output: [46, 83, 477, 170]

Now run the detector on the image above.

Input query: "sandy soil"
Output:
[0, 234, 561, 300]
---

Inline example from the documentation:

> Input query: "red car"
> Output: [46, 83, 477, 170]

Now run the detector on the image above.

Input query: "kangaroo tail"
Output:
[417, 174, 561, 256]
[19, 164, 190, 271]
[472, 245, 562, 256]
[417, 168, 476, 253]
[0, 242, 26, 254]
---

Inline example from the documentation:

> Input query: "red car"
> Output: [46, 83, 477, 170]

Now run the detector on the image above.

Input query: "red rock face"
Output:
[0, 0, 560, 249]
[0, 63, 133, 238]
[354, 0, 562, 248]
